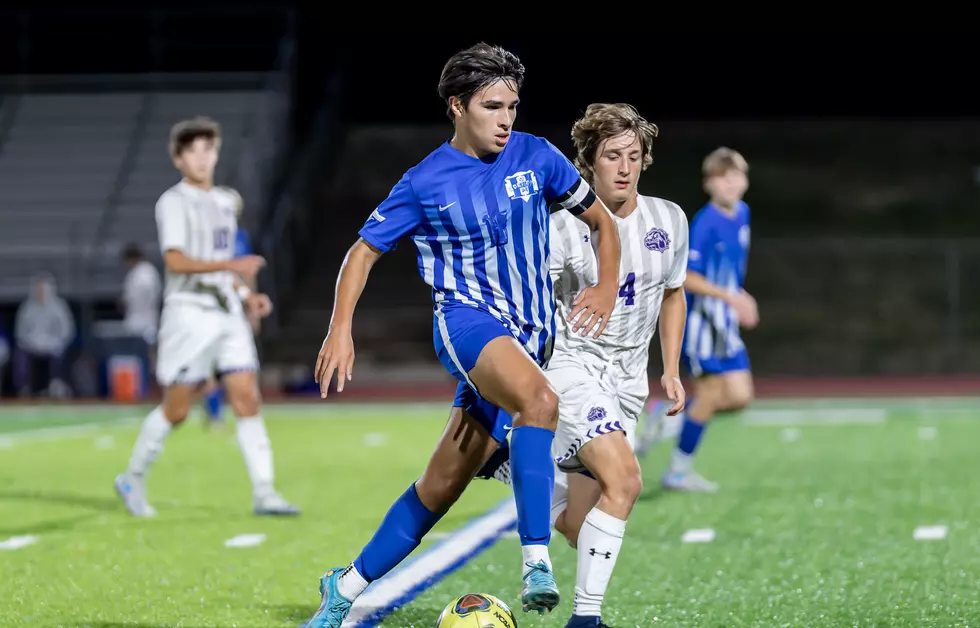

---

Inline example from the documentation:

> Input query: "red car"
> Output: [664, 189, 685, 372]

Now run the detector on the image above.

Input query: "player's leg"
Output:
[308, 402, 500, 627]
[716, 368, 754, 413]
[115, 382, 200, 517]
[662, 372, 724, 492]
[202, 376, 225, 427]
[467, 335, 562, 611]
[563, 431, 642, 627]
[553, 471, 602, 549]
[218, 316, 298, 515]
[433, 305, 561, 612]
[115, 304, 215, 516]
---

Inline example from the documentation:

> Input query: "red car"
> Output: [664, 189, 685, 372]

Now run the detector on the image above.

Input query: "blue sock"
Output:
[677, 414, 706, 456]
[204, 386, 223, 421]
[510, 425, 554, 546]
[353, 483, 441, 582]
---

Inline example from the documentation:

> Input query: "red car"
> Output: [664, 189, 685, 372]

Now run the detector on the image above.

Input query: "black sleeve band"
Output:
[550, 177, 595, 216]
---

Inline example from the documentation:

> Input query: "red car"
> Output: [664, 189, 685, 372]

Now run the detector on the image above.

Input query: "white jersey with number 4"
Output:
[153, 180, 258, 387]
[547, 194, 689, 472]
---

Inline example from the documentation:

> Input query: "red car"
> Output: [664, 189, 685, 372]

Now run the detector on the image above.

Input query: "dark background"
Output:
[1, 8, 978, 397]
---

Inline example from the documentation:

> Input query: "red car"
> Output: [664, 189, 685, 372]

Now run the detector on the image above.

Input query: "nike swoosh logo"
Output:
[439, 202, 457, 212]
[503, 425, 512, 431]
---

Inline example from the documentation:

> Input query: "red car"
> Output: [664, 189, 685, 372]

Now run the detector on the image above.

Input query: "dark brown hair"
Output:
[169, 116, 221, 158]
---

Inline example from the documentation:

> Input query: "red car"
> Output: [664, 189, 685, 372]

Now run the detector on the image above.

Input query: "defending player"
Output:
[305, 44, 621, 627]
[114, 117, 299, 517]
[636, 147, 757, 493]
[477, 103, 689, 628]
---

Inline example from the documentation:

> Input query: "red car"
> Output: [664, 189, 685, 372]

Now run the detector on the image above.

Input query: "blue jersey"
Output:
[684, 200, 751, 360]
[234, 228, 252, 258]
[359, 132, 595, 364]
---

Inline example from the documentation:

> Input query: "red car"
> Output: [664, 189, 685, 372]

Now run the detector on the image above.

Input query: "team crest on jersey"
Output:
[504, 170, 539, 202]
[644, 227, 671, 252]
[587, 406, 607, 422]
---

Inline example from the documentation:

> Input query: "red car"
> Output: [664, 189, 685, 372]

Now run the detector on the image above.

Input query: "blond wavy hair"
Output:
[571, 103, 659, 185]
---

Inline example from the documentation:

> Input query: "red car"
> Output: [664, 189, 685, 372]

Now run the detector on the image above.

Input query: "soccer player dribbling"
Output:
[304, 43, 622, 627]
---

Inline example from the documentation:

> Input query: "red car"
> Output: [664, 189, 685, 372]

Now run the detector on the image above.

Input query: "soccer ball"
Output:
[436, 593, 518, 627]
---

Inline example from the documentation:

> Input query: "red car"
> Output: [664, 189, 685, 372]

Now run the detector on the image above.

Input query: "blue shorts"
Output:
[682, 348, 751, 378]
[433, 305, 514, 443]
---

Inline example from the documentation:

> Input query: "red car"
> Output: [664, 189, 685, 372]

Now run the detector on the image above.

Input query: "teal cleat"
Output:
[304, 566, 354, 628]
[521, 560, 560, 614]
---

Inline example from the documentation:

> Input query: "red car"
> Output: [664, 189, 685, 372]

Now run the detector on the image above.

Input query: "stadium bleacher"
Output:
[0, 78, 275, 301]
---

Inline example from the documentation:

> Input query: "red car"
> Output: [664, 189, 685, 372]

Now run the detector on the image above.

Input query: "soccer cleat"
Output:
[662, 470, 719, 493]
[565, 615, 611, 628]
[114, 473, 156, 517]
[253, 491, 301, 516]
[521, 560, 560, 614]
[304, 567, 353, 628]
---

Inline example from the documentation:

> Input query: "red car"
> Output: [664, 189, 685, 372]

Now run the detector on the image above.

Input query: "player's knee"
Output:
[227, 385, 261, 417]
[519, 383, 558, 430]
[604, 469, 643, 515]
[417, 469, 468, 511]
[725, 389, 754, 412]
[161, 389, 193, 425]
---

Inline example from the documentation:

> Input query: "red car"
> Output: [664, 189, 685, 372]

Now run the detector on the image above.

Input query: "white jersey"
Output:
[549, 194, 689, 381]
[155, 181, 243, 314]
[122, 260, 162, 340]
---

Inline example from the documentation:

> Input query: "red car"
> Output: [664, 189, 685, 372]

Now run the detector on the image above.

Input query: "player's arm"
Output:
[659, 208, 690, 415]
[156, 195, 264, 278]
[314, 172, 422, 398]
[572, 198, 621, 337]
[544, 140, 621, 338]
[683, 216, 757, 327]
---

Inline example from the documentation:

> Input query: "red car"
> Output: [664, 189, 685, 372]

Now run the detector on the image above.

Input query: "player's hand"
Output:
[569, 282, 617, 338]
[728, 289, 759, 329]
[245, 293, 273, 318]
[661, 373, 686, 416]
[226, 255, 266, 279]
[314, 327, 355, 399]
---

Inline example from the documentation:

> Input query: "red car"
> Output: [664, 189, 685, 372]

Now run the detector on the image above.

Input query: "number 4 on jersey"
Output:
[619, 272, 636, 306]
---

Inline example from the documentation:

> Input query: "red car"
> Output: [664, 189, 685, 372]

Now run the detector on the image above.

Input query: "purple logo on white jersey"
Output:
[587, 406, 607, 422]
[644, 227, 671, 252]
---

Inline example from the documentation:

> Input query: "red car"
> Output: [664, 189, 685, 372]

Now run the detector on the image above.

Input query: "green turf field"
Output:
[0, 399, 978, 627]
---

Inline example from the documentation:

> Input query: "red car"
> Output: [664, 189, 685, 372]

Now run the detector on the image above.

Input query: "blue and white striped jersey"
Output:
[359, 132, 595, 364]
[684, 200, 751, 360]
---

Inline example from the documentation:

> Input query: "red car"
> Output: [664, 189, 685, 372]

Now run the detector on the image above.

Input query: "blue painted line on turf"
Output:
[299, 497, 518, 628]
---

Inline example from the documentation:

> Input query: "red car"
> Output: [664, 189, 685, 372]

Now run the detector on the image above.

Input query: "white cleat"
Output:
[662, 470, 719, 493]
[253, 490, 301, 516]
[114, 473, 157, 517]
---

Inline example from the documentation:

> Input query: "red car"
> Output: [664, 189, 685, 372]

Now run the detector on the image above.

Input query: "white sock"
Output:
[236, 416, 274, 496]
[670, 449, 693, 474]
[336, 563, 369, 600]
[522, 544, 552, 577]
[125, 406, 172, 477]
[573, 507, 626, 617]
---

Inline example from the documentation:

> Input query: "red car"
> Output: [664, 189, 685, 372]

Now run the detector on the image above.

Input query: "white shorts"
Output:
[155, 301, 258, 387]
[547, 354, 648, 474]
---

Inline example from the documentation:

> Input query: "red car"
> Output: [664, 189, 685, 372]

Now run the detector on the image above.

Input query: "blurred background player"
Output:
[477, 103, 689, 628]
[306, 43, 621, 627]
[202, 187, 257, 428]
[14, 272, 76, 398]
[120, 243, 162, 359]
[114, 117, 298, 517]
[636, 147, 757, 492]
